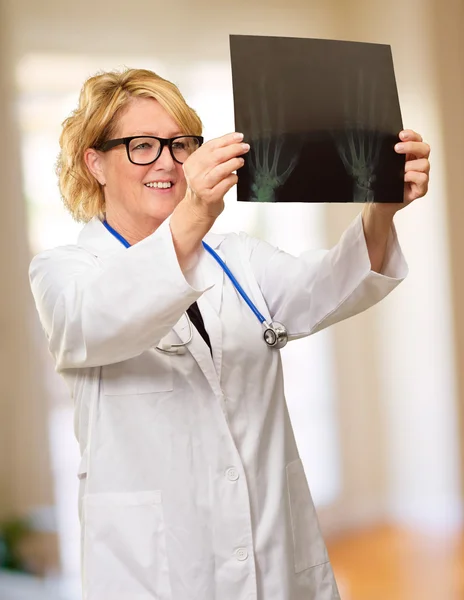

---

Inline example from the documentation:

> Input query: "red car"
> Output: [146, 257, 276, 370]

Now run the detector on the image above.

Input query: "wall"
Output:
[1, 0, 462, 539]
[325, 0, 463, 530]
[432, 0, 464, 509]
[0, 2, 54, 520]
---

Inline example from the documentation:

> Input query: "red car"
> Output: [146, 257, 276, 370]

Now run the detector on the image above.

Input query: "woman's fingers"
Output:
[207, 131, 244, 149]
[395, 140, 431, 159]
[209, 173, 239, 201]
[204, 156, 245, 189]
[195, 139, 249, 171]
[213, 142, 250, 167]
[400, 129, 423, 143]
[404, 170, 428, 185]
[405, 157, 430, 174]
[183, 132, 249, 207]
[404, 169, 429, 201]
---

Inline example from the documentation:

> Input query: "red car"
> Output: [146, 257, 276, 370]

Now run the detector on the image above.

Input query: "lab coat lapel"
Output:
[77, 217, 123, 256]
[198, 251, 224, 381]
[79, 218, 227, 392]
[173, 232, 225, 389]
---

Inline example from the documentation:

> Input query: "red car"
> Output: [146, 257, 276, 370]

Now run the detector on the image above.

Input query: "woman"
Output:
[30, 68, 430, 600]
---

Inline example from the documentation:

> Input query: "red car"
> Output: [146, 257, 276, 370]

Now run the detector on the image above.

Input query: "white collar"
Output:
[77, 216, 226, 257]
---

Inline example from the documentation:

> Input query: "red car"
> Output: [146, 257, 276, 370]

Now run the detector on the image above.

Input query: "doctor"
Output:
[30, 68, 430, 600]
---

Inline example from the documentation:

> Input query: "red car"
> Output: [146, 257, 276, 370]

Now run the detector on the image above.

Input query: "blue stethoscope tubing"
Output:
[201, 241, 265, 324]
[102, 219, 288, 349]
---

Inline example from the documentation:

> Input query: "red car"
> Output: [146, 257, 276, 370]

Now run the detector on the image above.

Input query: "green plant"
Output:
[0, 516, 32, 572]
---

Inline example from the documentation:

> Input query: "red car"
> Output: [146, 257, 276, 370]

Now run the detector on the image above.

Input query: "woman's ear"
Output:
[84, 148, 106, 186]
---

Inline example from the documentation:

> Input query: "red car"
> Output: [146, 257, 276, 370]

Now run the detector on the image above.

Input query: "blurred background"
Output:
[0, 0, 463, 598]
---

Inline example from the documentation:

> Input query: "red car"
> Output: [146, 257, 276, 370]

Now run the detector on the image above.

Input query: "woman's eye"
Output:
[172, 142, 185, 151]
[134, 142, 151, 151]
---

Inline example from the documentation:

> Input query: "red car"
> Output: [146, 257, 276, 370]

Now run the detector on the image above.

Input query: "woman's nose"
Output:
[155, 144, 176, 170]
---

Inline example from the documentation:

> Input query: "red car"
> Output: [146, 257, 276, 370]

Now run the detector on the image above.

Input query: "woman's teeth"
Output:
[145, 182, 172, 189]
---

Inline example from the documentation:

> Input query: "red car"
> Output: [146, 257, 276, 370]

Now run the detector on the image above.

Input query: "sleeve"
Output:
[246, 212, 408, 339]
[29, 219, 214, 370]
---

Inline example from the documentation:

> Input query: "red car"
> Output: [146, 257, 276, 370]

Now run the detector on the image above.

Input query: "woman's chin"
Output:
[143, 196, 182, 222]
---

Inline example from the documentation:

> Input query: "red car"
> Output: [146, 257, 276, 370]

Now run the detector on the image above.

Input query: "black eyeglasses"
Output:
[97, 135, 204, 165]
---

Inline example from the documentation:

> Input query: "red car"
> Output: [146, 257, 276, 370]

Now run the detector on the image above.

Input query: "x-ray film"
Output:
[229, 34, 404, 203]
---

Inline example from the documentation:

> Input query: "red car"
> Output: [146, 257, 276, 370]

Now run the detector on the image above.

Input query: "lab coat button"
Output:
[235, 547, 248, 561]
[226, 467, 239, 481]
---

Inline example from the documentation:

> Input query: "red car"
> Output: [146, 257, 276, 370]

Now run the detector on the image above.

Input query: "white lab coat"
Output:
[30, 213, 407, 600]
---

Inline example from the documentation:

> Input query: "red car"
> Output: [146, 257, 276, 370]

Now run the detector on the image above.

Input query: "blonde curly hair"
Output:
[57, 68, 203, 222]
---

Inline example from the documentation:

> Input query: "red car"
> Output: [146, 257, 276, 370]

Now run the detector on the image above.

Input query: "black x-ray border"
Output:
[230, 34, 405, 204]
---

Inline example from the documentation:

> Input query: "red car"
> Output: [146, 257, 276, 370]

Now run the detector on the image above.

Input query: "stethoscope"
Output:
[102, 220, 289, 353]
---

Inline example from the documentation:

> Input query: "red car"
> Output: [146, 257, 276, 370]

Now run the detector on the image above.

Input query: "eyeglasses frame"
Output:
[96, 135, 204, 165]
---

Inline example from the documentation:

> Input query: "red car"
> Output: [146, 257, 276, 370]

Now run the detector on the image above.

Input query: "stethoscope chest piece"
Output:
[263, 322, 288, 349]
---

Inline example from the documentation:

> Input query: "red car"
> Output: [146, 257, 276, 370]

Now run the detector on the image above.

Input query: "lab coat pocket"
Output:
[83, 490, 172, 600]
[102, 350, 173, 395]
[286, 459, 329, 573]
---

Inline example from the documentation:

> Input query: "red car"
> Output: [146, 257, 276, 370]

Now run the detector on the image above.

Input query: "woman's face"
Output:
[91, 96, 189, 230]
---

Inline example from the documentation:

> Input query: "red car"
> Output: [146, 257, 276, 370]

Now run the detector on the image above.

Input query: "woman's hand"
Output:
[170, 132, 248, 273]
[397, 129, 431, 207]
[372, 129, 431, 217]
[361, 129, 430, 272]
[182, 132, 250, 220]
